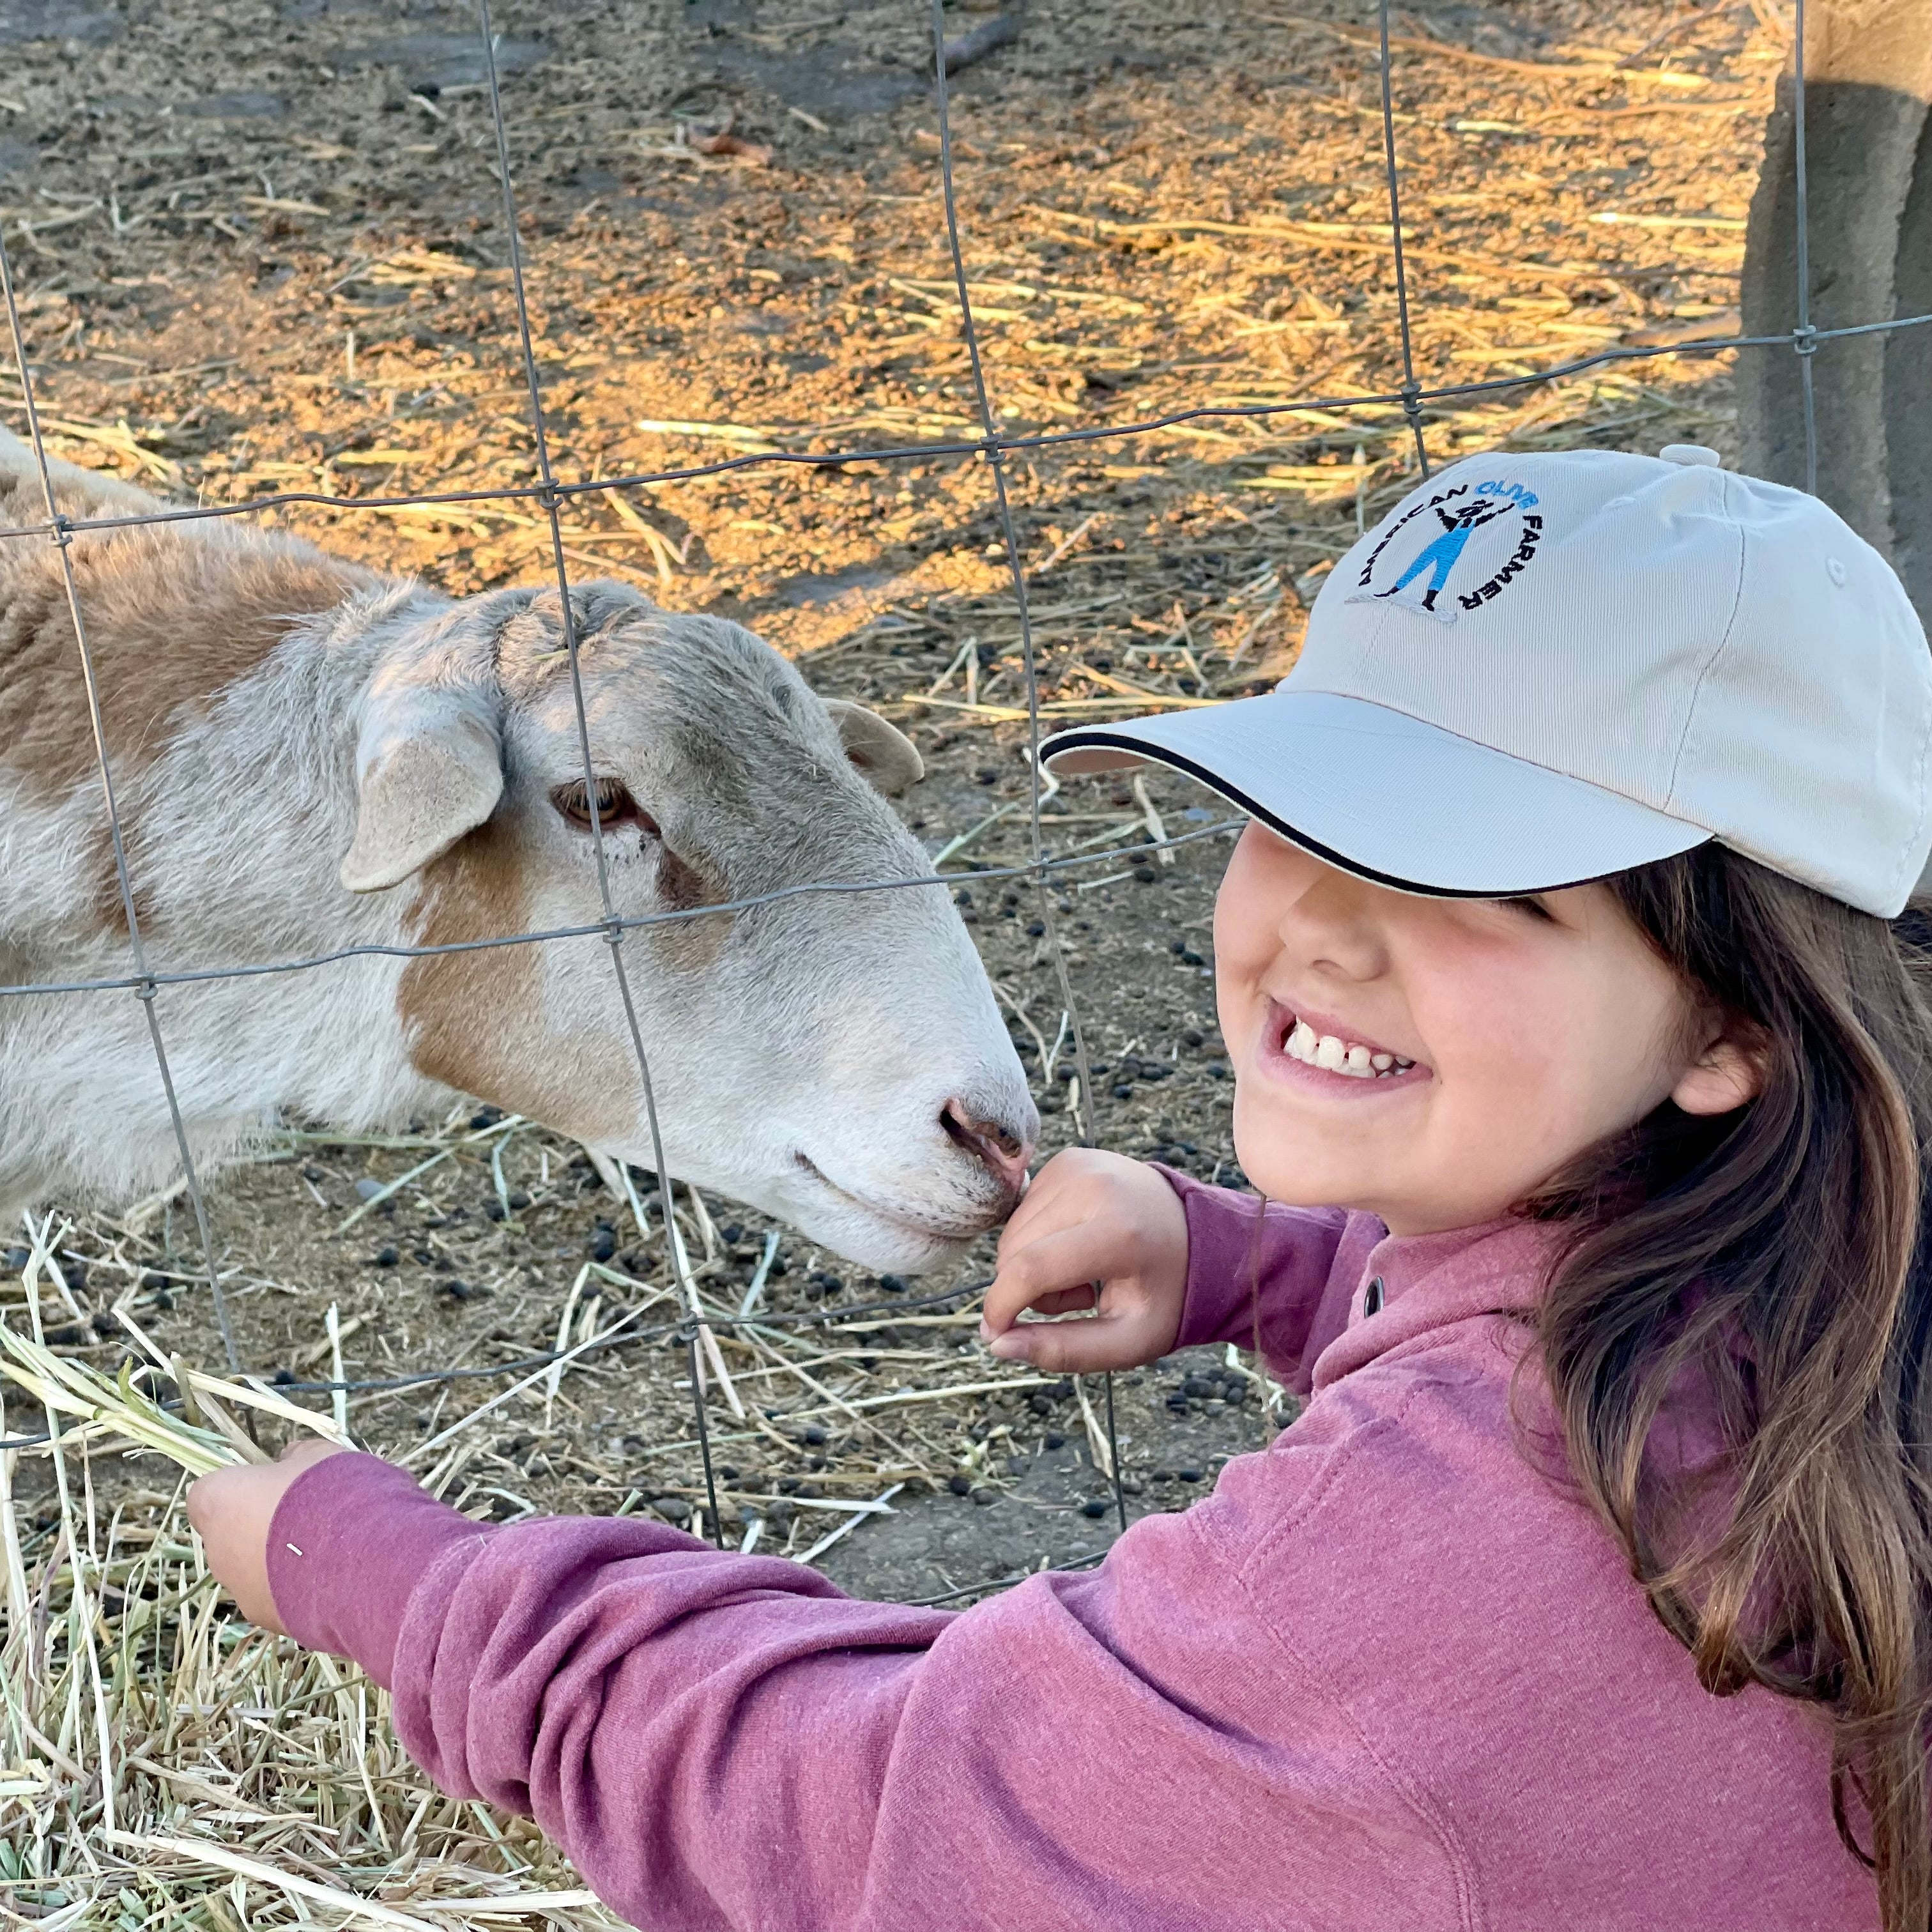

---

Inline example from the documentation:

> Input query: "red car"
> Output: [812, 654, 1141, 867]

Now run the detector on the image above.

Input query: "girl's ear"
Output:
[1671, 1020, 1768, 1117]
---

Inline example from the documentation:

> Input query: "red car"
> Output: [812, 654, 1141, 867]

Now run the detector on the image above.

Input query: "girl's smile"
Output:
[1255, 996, 1426, 1092]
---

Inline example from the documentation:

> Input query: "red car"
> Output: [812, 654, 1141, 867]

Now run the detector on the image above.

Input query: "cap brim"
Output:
[1041, 691, 1709, 896]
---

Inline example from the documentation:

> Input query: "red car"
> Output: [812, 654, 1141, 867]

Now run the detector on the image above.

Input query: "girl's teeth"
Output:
[1281, 1016, 1416, 1080]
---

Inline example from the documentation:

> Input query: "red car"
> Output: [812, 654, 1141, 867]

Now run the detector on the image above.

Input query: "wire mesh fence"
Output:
[2, 0, 1928, 1918]
[3, 0, 1916, 1491]
[0, 0, 1925, 1586]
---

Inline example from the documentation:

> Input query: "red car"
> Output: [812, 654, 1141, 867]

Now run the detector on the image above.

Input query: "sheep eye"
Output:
[552, 778, 656, 836]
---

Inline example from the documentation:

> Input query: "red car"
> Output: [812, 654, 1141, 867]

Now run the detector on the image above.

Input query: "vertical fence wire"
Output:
[0, 233, 238, 1374]
[930, 0, 1124, 1531]
[1376, 0, 1430, 480]
[1790, 0, 1818, 494]
[475, 0, 728, 1544]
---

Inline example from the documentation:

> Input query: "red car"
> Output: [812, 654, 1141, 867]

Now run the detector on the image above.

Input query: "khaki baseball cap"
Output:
[1041, 445, 1932, 917]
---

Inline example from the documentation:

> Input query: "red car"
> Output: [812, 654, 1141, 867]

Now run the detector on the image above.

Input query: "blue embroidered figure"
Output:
[1377, 497, 1508, 611]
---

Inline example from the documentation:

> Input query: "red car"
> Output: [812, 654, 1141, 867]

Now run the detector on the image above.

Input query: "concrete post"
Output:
[1739, 0, 1932, 622]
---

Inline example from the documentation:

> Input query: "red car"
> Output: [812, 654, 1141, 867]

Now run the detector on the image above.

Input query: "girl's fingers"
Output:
[982, 1153, 1189, 1373]
[982, 1224, 1136, 1335]
[1029, 1285, 1099, 1317]
[993, 1168, 1099, 1261]
[995, 1148, 1132, 1254]
[986, 1304, 1163, 1374]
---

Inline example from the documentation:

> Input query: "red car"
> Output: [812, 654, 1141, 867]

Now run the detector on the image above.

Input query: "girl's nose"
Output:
[1284, 871, 1388, 979]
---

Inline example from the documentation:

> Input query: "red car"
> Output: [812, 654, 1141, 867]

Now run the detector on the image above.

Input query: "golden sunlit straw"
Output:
[1, 1215, 350, 1473]
[0, 1321, 355, 1475]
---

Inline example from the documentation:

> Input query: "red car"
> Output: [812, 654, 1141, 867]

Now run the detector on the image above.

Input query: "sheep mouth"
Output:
[790, 1152, 996, 1243]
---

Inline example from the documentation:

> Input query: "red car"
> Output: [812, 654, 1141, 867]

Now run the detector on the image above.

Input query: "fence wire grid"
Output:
[0, 0, 1924, 1561]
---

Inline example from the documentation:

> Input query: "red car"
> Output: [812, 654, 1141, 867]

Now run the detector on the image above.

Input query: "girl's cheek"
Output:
[1212, 873, 1278, 986]
[1419, 947, 1670, 1154]
[1211, 912, 1275, 1071]
[1211, 873, 1246, 965]
[1409, 942, 1577, 1105]
[1212, 954, 1252, 1074]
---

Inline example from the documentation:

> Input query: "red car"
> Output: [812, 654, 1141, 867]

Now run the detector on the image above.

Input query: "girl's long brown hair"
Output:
[1533, 844, 1932, 1930]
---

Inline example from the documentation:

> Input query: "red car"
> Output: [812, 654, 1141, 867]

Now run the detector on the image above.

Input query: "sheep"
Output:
[0, 431, 1036, 1272]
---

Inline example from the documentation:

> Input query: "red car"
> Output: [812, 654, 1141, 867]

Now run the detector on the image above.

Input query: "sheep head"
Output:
[341, 580, 1037, 1273]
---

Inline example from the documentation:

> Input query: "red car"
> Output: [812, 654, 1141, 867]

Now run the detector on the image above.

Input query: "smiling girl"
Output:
[192, 446, 1932, 1931]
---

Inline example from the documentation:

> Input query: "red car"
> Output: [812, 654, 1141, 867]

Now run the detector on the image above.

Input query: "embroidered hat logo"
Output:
[1346, 477, 1544, 624]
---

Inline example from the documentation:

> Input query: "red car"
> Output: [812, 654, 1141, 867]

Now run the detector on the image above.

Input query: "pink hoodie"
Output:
[268, 1174, 1876, 1930]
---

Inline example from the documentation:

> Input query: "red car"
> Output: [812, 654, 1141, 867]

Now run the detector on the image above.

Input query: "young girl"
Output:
[191, 444, 1932, 1931]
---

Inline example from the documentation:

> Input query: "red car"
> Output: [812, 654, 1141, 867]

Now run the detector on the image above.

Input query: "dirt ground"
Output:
[2, 0, 1774, 1602]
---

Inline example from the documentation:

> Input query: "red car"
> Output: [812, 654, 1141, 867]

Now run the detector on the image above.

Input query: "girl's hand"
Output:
[981, 1149, 1190, 1373]
[187, 1438, 354, 1633]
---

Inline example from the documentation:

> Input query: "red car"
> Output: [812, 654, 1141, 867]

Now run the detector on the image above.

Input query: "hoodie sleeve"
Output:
[266, 1445, 1458, 1932]
[1153, 1166, 1354, 1389]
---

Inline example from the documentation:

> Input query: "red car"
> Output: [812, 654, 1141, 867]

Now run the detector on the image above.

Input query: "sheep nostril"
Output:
[940, 1100, 1033, 1193]
[939, 1101, 976, 1154]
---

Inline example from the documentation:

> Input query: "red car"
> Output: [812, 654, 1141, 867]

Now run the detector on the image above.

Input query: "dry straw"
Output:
[0, 1218, 620, 1929]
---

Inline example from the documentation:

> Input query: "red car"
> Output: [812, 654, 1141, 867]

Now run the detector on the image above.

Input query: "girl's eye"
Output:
[552, 778, 657, 836]
[1501, 894, 1556, 923]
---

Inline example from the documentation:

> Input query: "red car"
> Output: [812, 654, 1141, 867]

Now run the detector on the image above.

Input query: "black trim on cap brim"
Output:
[1043, 728, 1704, 900]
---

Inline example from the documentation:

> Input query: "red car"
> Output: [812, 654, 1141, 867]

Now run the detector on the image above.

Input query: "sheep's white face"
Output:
[342, 582, 1036, 1273]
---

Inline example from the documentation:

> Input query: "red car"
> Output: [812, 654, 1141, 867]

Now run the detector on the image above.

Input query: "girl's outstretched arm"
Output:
[222, 1438, 1453, 1932]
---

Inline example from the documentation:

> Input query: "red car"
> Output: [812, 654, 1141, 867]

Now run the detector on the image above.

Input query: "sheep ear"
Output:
[340, 678, 505, 893]
[824, 698, 923, 796]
